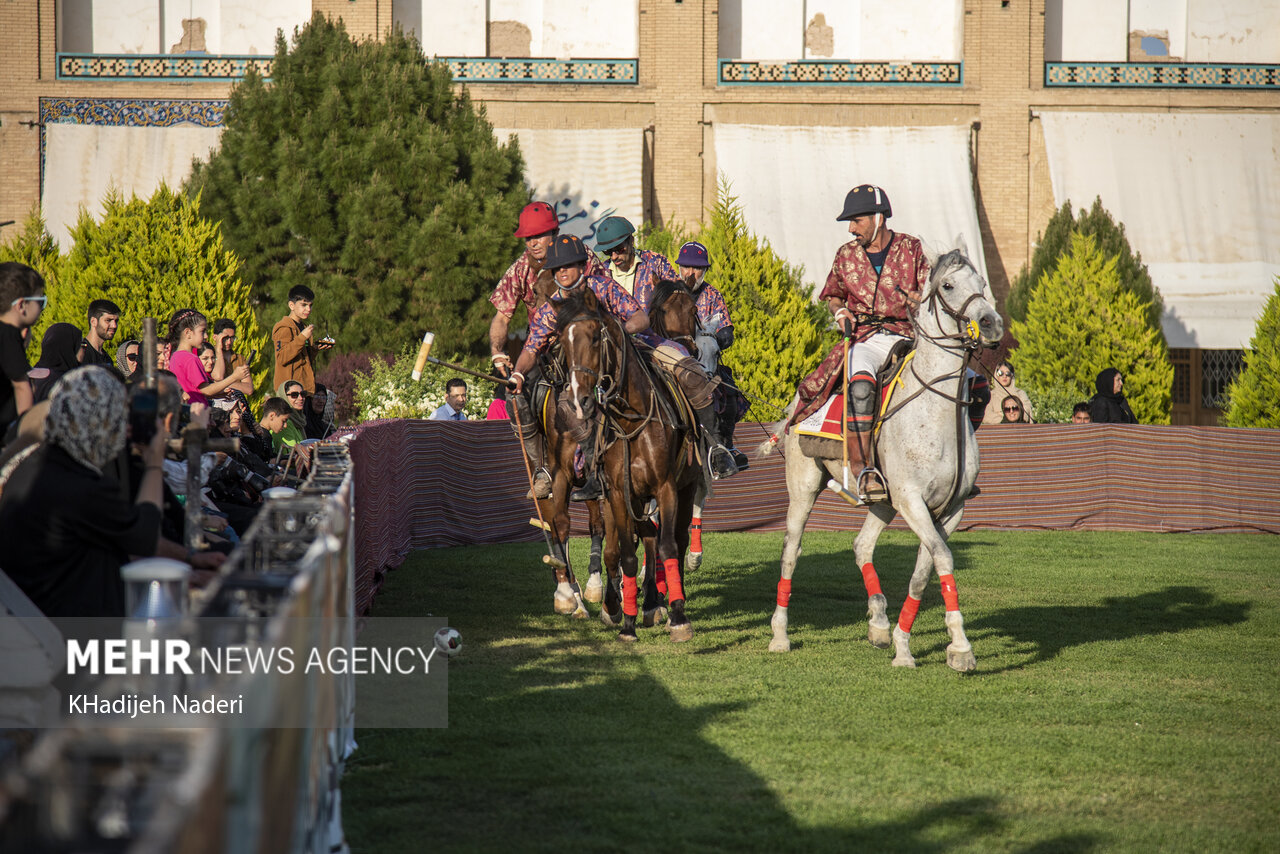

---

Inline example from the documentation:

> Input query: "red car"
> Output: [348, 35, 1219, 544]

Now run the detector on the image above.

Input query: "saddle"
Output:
[795, 340, 914, 460]
[635, 347, 700, 470]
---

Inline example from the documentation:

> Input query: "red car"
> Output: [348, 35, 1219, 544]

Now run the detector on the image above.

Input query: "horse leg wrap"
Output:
[655, 565, 668, 595]
[940, 574, 959, 612]
[860, 562, 883, 597]
[776, 577, 792, 608]
[898, 595, 921, 634]
[622, 575, 638, 617]
[663, 559, 684, 603]
[690, 518, 703, 552]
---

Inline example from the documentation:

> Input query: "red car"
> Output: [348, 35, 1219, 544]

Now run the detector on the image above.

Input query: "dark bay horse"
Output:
[557, 287, 702, 642]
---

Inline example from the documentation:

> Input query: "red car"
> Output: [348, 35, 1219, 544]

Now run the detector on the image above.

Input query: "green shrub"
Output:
[188, 14, 528, 360]
[1223, 277, 1280, 428]
[25, 186, 269, 394]
[1011, 232, 1172, 424]
[1008, 198, 1162, 332]
[354, 348, 496, 421]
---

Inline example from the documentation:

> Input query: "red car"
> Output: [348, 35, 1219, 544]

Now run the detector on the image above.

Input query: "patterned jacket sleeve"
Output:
[489, 258, 526, 317]
[523, 303, 557, 355]
[697, 286, 732, 331]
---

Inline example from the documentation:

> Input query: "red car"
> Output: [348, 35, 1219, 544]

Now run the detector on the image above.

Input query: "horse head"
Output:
[532, 267, 557, 311]
[648, 279, 699, 358]
[555, 287, 611, 423]
[920, 236, 1003, 349]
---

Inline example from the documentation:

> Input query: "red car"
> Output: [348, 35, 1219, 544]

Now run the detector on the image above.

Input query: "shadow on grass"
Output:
[948, 585, 1250, 673]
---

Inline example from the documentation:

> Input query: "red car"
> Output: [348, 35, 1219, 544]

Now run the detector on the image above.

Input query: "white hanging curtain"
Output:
[1039, 111, 1280, 349]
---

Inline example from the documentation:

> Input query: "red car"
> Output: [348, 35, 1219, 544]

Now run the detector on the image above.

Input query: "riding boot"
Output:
[847, 378, 887, 502]
[514, 393, 552, 500]
[718, 406, 750, 472]
[570, 428, 603, 502]
[696, 404, 738, 480]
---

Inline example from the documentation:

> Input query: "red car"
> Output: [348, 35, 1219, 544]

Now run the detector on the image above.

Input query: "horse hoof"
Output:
[571, 603, 590, 620]
[890, 655, 917, 668]
[618, 630, 638, 643]
[868, 624, 892, 649]
[643, 607, 668, 628]
[553, 594, 577, 615]
[685, 551, 703, 572]
[947, 647, 976, 672]
[669, 623, 693, 643]
[583, 573, 603, 603]
[600, 608, 621, 627]
[768, 635, 791, 653]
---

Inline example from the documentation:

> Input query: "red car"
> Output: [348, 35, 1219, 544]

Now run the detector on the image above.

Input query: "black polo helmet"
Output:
[837, 184, 892, 221]
[545, 234, 589, 270]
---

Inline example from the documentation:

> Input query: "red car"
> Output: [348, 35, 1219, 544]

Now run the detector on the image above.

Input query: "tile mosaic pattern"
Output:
[1046, 62, 1279, 89]
[443, 58, 638, 83]
[719, 60, 962, 86]
[57, 53, 272, 81]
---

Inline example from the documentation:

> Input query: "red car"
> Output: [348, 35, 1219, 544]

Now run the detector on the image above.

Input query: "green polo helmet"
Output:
[594, 216, 635, 252]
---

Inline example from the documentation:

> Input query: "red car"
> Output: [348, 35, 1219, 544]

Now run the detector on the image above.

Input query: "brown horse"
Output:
[556, 287, 702, 642]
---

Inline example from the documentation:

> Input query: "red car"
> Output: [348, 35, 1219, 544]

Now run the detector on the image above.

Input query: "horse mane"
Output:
[928, 249, 973, 291]
[649, 278, 695, 343]
[553, 286, 602, 329]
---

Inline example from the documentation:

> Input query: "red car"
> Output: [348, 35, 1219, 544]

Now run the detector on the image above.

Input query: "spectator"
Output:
[486, 384, 510, 420]
[0, 262, 46, 431]
[271, 380, 308, 453]
[1089, 368, 1137, 424]
[198, 341, 217, 377]
[156, 339, 171, 372]
[211, 318, 254, 399]
[983, 362, 1034, 425]
[1000, 398, 1030, 423]
[0, 366, 165, 618]
[83, 298, 121, 369]
[1072, 402, 1092, 424]
[272, 285, 332, 394]
[30, 322, 84, 404]
[224, 389, 274, 461]
[166, 308, 251, 406]
[304, 383, 335, 440]
[430, 378, 468, 421]
[115, 338, 141, 381]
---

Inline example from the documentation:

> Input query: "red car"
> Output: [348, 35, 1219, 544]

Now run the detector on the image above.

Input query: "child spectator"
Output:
[166, 308, 251, 406]
[1072, 402, 1092, 424]
[211, 318, 254, 398]
[272, 285, 333, 394]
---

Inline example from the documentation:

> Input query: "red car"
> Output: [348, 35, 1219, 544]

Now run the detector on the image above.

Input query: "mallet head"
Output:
[411, 332, 436, 381]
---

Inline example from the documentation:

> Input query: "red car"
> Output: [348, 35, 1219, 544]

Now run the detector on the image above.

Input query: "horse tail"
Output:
[756, 392, 800, 458]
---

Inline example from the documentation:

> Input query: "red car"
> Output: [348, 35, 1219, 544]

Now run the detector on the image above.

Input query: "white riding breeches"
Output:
[847, 331, 911, 379]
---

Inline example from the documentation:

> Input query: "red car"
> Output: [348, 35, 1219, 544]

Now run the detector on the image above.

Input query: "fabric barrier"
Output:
[350, 420, 1280, 614]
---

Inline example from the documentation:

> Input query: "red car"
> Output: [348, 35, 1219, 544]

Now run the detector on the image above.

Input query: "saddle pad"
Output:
[795, 394, 844, 440]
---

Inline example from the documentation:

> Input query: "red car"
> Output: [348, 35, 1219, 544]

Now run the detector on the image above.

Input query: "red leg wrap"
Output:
[655, 566, 668, 595]
[690, 518, 703, 552]
[940, 574, 959, 612]
[664, 559, 684, 603]
[860, 562, 883, 597]
[776, 578, 792, 608]
[898, 595, 921, 634]
[622, 575, 638, 616]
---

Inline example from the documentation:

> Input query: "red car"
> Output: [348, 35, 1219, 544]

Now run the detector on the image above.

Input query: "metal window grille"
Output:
[1200, 349, 1244, 409]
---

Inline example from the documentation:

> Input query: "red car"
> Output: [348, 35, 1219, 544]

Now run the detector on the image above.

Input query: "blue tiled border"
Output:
[57, 53, 272, 81]
[1045, 61, 1279, 89]
[719, 59, 962, 86]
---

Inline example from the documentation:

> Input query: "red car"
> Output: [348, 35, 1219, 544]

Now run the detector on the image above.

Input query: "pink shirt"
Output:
[169, 349, 211, 405]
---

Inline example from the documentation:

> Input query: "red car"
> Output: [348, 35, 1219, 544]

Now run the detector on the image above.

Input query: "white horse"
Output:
[758, 240, 1003, 670]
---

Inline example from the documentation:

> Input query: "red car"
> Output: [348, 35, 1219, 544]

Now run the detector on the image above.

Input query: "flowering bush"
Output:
[318, 350, 392, 426]
[353, 347, 497, 421]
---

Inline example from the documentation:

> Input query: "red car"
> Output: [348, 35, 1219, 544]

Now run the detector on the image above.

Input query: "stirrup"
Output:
[730, 448, 750, 472]
[526, 468, 553, 500]
[856, 467, 888, 502]
[708, 444, 739, 480]
[570, 474, 603, 502]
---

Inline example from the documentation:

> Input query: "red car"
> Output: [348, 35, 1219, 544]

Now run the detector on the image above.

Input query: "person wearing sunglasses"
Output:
[1000, 398, 1029, 424]
[0, 262, 47, 433]
[115, 339, 142, 381]
[983, 361, 1034, 425]
[270, 380, 308, 455]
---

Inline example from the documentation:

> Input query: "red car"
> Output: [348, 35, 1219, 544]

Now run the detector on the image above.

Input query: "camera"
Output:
[209, 456, 271, 498]
[128, 387, 159, 446]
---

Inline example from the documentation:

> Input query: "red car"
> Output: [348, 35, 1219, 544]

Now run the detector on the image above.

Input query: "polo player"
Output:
[510, 235, 738, 501]
[594, 215, 677, 308]
[489, 201, 606, 498]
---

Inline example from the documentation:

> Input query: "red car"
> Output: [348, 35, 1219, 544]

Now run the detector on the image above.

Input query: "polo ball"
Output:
[434, 627, 462, 657]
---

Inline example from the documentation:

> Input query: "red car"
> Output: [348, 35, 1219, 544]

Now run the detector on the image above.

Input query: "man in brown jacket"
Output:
[272, 285, 332, 393]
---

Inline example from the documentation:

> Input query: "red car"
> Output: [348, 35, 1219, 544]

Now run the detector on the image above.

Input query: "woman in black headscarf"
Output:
[30, 322, 85, 403]
[0, 366, 166, 618]
[1089, 367, 1137, 424]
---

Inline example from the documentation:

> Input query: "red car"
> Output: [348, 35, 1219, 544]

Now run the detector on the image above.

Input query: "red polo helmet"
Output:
[514, 202, 559, 238]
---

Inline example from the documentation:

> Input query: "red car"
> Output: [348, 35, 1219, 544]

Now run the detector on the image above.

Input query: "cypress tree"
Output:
[1008, 198, 1163, 331]
[1223, 278, 1280, 428]
[187, 14, 528, 360]
[1011, 232, 1172, 424]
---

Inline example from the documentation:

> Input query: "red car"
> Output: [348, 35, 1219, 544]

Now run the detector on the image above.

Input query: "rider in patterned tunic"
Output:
[593, 216, 677, 309]
[509, 235, 739, 501]
[489, 201, 606, 498]
[803, 184, 929, 498]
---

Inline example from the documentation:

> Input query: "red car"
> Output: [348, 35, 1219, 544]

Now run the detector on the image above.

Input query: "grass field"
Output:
[342, 530, 1280, 853]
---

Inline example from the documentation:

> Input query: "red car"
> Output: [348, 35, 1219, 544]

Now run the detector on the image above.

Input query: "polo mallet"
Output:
[828, 315, 863, 508]
[412, 332, 569, 573]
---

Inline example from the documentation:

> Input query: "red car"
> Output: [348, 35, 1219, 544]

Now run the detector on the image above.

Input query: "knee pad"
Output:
[848, 377, 875, 411]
